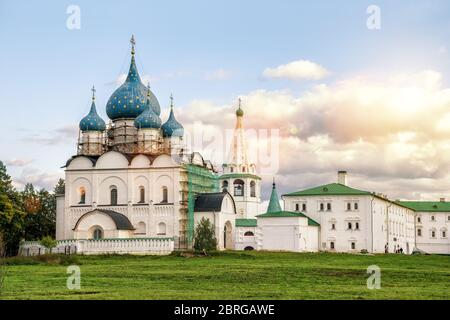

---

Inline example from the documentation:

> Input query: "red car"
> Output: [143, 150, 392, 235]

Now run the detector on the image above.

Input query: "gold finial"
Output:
[146, 82, 151, 97]
[170, 93, 174, 109]
[130, 35, 136, 55]
[238, 97, 241, 108]
[91, 85, 96, 101]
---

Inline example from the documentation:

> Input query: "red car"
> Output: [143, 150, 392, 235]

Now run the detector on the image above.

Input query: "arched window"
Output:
[93, 227, 103, 240]
[110, 186, 118, 205]
[135, 221, 146, 234]
[250, 181, 256, 197]
[233, 179, 244, 197]
[157, 222, 167, 235]
[441, 228, 447, 238]
[79, 187, 86, 204]
[244, 231, 254, 236]
[162, 186, 168, 203]
[222, 181, 229, 192]
[139, 186, 145, 203]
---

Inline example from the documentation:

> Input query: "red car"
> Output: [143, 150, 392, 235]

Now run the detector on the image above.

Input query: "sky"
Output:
[0, 0, 450, 204]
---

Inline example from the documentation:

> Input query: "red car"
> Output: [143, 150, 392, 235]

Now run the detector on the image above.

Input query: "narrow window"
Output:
[295, 203, 300, 211]
[327, 203, 332, 211]
[417, 229, 422, 237]
[417, 216, 421, 223]
[331, 223, 335, 230]
[162, 187, 168, 203]
[354, 202, 358, 210]
[348, 222, 352, 230]
[79, 187, 86, 204]
[330, 242, 335, 249]
[431, 216, 435, 221]
[351, 242, 356, 250]
[347, 203, 351, 211]
[139, 186, 145, 203]
[302, 203, 307, 211]
[442, 230, 447, 238]
[431, 230, 436, 238]
[355, 222, 360, 230]
[110, 186, 118, 205]
[320, 203, 324, 211]
[250, 181, 256, 197]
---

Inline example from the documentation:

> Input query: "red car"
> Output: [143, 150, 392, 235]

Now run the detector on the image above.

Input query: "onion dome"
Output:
[79, 86, 106, 132]
[236, 98, 244, 117]
[161, 94, 184, 137]
[106, 36, 160, 120]
[134, 85, 162, 129]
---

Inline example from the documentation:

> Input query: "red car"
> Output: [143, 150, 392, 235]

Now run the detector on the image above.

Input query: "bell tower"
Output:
[220, 99, 261, 218]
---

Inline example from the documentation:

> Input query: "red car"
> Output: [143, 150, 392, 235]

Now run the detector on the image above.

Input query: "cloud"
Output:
[13, 166, 63, 191]
[23, 125, 78, 145]
[178, 69, 450, 201]
[204, 68, 233, 81]
[263, 59, 329, 81]
[4, 158, 34, 167]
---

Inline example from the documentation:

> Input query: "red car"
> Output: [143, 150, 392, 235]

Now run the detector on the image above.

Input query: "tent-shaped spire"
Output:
[267, 179, 282, 213]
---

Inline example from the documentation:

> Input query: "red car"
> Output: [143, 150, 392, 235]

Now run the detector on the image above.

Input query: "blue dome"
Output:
[134, 90, 162, 129]
[106, 54, 160, 120]
[161, 97, 184, 137]
[79, 98, 106, 132]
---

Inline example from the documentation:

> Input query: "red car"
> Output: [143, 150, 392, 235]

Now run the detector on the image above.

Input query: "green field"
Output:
[1, 251, 449, 300]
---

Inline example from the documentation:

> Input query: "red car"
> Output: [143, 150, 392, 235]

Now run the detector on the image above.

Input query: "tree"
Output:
[193, 217, 217, 254]
[0, 161, 25, 256]
[40, 236, 57, 253]
[0, 194, 25, 256]
[22, 184, 56, 241]
[53, 179, 65, 195]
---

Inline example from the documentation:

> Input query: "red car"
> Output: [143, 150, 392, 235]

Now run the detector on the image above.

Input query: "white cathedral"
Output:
[23, 37, 449, 256]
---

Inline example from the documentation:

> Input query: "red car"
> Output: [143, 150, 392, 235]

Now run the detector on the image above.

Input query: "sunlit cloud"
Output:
[263, 59, 329, 81]
[179, 69, 450, 201]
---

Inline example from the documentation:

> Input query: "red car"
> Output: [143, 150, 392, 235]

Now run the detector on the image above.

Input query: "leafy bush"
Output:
[193, 217, 217, 255]
[39, 236, 57, 252]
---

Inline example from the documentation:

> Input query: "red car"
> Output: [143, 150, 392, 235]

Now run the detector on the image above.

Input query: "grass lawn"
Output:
[0, 251, 449, 300]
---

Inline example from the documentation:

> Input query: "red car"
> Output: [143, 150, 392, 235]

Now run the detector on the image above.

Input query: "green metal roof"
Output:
[235, 219, 257, 227]
[267, 183, 282, 213]
[219, 173, 261, 180]
[397, 201, 450, 212]
[256, 211, 320, 226]
[283, 183, 372, 197]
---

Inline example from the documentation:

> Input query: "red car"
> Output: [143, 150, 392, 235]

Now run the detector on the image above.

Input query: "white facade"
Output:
[57, 152, 184, 241]
[415, 210, 450, 254]
[257, 217, 319, 252]
[282, 173, 416, 254]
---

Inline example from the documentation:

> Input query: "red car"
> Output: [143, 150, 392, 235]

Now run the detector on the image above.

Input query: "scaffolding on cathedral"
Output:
[182, 163, 219, 247]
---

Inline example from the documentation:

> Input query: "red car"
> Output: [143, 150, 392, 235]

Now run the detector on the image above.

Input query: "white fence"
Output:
[19, 238, 174, 256]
